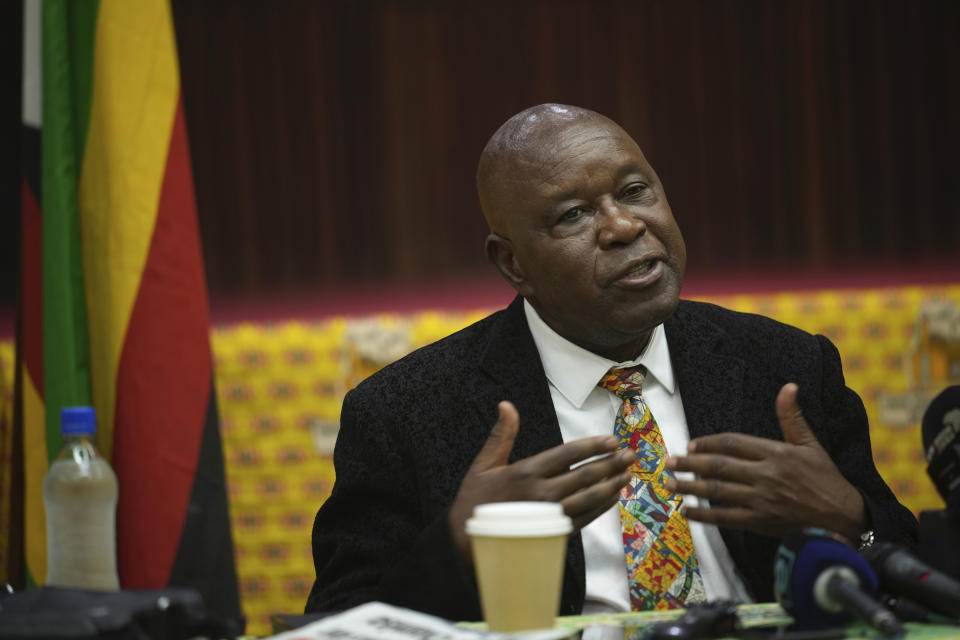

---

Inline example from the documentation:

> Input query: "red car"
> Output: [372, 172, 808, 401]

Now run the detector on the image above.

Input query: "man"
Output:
[306, 104, 917, 620]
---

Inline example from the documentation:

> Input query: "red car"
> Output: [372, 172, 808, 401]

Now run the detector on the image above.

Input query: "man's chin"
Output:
[612, 290, 681, 333]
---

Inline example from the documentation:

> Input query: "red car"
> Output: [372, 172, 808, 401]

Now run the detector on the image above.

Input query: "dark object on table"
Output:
[917, 509, 960, 582]
[0, 586, 243, 639]
[645, 600, 741, 640]
[861, 541, 960, 619]
[918, 386, 960, 582]
[921, 385, 960, 516]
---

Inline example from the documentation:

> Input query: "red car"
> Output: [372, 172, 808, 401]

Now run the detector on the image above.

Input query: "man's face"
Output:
[490, 118, 686, 361]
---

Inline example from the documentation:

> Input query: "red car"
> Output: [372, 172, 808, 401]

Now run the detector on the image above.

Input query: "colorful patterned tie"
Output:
[598, 365, 706, 610]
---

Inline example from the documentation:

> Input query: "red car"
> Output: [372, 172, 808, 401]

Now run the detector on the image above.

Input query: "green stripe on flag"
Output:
[65, 0, 98, 153]
[40, 0, 100, 461]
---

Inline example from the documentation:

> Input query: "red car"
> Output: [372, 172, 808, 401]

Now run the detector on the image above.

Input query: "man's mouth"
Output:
[610, 257, 664, 288]
[624, 260, 656, 277]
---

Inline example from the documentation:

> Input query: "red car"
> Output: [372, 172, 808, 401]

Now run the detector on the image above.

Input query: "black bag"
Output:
[0, 586, 243, 640]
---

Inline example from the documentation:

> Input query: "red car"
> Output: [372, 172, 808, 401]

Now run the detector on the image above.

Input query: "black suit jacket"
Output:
[306, 297, 917, 620]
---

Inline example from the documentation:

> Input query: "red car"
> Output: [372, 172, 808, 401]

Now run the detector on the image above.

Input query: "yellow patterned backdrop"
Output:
[1, 283, 957, 635]
[210, 309, 493, 634]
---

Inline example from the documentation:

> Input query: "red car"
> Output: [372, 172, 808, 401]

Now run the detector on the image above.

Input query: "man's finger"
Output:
[667, 475, 756, 506]
[776, 383, 818, 447]
[667, 451, 762, 482]
[547, 448, 633, 498]
[522, 434, 622, 477]
[469, 400, 520, 472]
[684, 432, 771, 460]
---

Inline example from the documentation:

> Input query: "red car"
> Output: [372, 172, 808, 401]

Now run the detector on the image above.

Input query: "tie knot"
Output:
[598, 365, 646, 399]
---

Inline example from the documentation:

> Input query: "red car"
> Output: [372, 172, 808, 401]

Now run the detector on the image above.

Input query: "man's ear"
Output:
[485, 233, 530, 295]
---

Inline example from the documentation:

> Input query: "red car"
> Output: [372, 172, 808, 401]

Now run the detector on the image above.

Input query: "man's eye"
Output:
[621, 184, 648, 200]
[560, 207, 584, 221]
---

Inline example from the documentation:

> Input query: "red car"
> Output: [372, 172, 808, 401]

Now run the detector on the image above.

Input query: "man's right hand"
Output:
[448, 400, 633, 567]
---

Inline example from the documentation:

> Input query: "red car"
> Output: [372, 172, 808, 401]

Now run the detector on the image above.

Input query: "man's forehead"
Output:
[505, 117, 634, 172]
[511, 124, 646, 187]
[478, 104, 646, 230]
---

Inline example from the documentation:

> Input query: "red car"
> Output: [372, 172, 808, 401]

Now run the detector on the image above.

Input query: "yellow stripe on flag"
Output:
[23, 368, 48, 584]
[78, 0, 180, 458]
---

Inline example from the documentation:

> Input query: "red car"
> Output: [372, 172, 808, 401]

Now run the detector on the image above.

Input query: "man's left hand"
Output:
[664, 382, 866, 541]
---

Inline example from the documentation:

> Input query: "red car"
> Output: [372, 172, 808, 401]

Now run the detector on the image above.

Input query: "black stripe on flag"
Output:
[168, 379, 244, 629]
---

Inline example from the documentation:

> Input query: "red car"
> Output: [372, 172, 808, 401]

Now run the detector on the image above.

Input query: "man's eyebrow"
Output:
[541, 162, 651, 203]
[545, 187, 581, 203]
[615, 162, 650, 181]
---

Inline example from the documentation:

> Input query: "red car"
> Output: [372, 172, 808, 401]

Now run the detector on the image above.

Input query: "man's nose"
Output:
[597, 203, 645, 248]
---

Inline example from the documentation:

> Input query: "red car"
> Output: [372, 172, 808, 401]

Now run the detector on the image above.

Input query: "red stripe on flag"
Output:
[113, 96, 213, 588]
[21, 178, 44, 393]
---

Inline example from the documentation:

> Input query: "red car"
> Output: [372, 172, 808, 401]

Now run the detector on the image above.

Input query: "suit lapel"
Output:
[665, 301, 745, 440]
[473, 296, 584, 613]
[475, 296, 565, 458]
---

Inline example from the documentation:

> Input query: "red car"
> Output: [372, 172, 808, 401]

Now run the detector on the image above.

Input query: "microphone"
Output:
[881, 594, 960, 625]
[918, 385, 960, 581]
[861, 541, 960, 619]
[774, 528, 902, 635]
[922, 385, 960, 516]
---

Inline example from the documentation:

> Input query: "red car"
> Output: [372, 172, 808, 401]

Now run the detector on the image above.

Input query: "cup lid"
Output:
[465, 501, 572, 537]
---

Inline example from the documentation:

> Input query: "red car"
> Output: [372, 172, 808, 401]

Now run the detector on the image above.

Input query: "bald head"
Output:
[477, 104, 627, 234]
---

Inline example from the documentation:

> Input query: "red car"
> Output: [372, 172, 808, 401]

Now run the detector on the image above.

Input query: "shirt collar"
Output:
[523, 299, 676, 408]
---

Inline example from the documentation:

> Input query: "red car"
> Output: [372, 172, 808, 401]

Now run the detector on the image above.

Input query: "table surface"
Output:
[269, 603, 960, 639]
[465, 603, 960, 640]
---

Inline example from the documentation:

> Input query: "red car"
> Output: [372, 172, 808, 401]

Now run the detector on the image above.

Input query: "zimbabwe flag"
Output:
[16, 0, 240, 621]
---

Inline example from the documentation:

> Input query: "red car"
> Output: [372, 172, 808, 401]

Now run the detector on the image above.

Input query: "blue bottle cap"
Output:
[61, 406, 97, 435]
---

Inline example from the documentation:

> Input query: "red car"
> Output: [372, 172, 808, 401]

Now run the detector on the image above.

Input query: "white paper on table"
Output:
[266, 602, 574, 640]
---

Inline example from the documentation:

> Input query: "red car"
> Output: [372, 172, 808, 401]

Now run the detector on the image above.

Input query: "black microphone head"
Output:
[922, 385, 960, 512]
[861, 540, 960, 618]
[774, 528, 879, 629]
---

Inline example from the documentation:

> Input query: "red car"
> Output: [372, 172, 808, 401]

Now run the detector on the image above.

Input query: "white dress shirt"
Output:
[523, 300, 752, 612]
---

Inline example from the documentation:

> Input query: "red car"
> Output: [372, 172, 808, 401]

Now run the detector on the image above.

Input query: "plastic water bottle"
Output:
[43, 406, 120, 590]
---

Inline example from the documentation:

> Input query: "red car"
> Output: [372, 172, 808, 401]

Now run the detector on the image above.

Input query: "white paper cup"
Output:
[465, 502, 572, 632]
